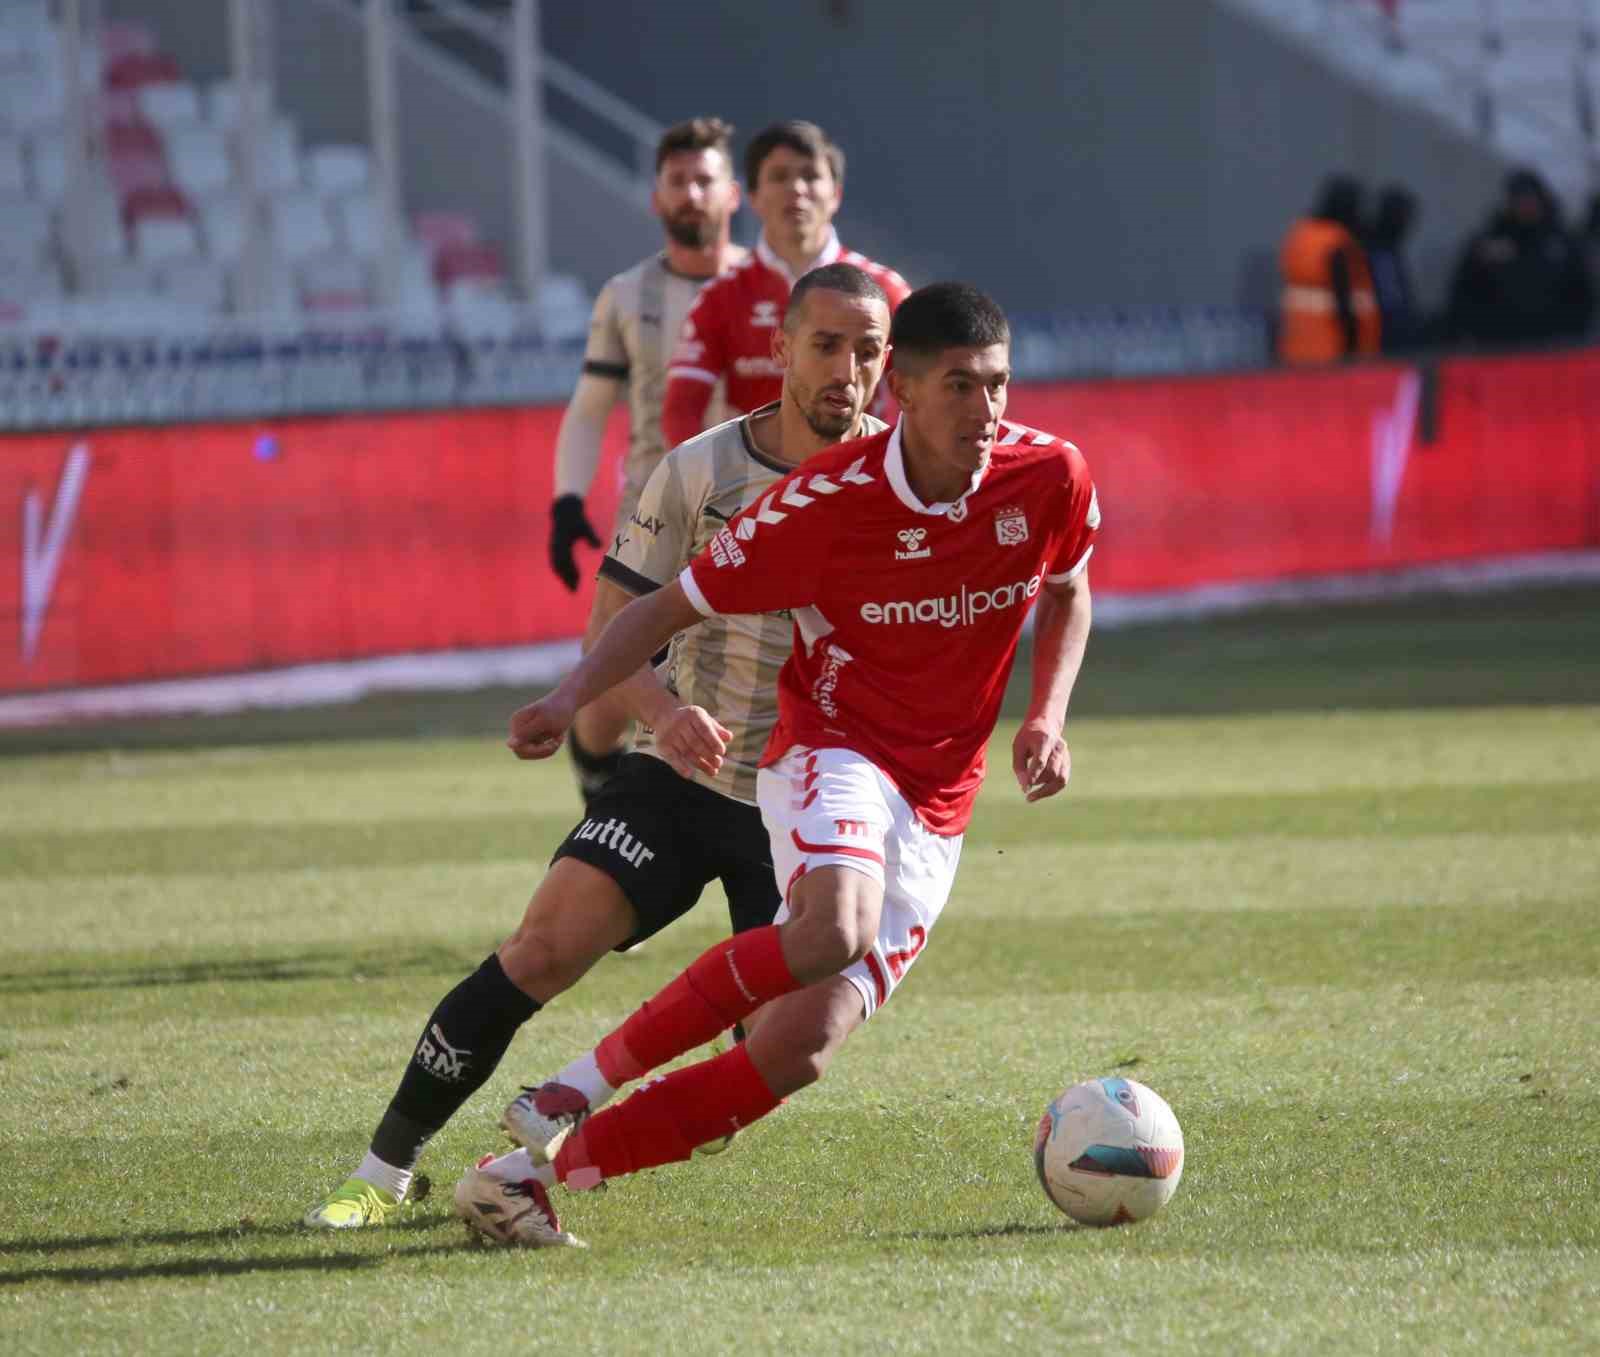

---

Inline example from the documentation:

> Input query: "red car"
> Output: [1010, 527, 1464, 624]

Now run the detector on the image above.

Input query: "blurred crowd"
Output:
[1277, 169, 1598, 365]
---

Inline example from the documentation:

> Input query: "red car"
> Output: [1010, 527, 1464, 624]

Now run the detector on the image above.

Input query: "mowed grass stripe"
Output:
[5, 779, 1598, 879]
[5, 893, 1594, 1004]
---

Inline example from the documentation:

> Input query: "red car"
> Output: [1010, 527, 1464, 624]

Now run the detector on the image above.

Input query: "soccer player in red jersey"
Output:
[661, 120, 910, 450]
[464, 283, 1100, 1243]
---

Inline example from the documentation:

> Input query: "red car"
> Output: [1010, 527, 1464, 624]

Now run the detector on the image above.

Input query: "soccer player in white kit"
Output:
[549, 117, 748, 804]
[465, 282, 1100, 1245]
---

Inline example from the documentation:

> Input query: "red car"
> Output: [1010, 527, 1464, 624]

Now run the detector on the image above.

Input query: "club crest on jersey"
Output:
[751, 299, 780, 328]
[994, 505, 1029, 546]
[894, 527, 932, 560]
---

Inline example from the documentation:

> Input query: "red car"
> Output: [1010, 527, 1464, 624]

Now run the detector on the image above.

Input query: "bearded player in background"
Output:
[548, 116, 748, 806]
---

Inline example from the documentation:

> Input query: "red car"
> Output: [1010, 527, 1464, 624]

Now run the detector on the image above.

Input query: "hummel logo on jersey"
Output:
[859, 573, 1044, 628]
[709, 526, 746, 569]
[834, 819, 876, 838]
[415, 1023, 472, 1082]
[751, 300, 780, 328]
[573, 816, 657, 868]
[894, 527, 931, 560]
[994, 505, 1029, 546]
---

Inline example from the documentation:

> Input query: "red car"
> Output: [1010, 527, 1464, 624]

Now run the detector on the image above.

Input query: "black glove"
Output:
[549, 494, 602, 592]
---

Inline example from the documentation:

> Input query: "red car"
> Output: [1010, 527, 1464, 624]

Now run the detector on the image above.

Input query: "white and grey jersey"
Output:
[600, 405, 888, 804]
[583, 253, 731, 500]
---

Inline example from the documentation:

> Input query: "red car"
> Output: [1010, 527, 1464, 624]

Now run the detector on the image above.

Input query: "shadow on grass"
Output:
[0, 1214, 445, 1257]
[0, 1240, 470, 1286]
[0, 946, 480, 996]
[0, 1214, 473, 1285]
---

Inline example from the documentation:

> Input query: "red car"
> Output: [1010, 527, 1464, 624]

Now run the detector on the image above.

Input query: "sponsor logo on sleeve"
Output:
[709, 526, 746, 569]
[630, 511, 665, 536]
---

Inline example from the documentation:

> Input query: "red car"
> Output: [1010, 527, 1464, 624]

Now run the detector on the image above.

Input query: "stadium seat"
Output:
[107, 150, 169, 197]
[136, 80, 202, 132]
[205, 79, 272, 131]
[1, 193, 52, 255]
[234, 119, 301, 191]
[165, 125, 231, 197]
[330, 191, 383, 256]
[81, 253, 162, 296]
[306, 144, 371, 195]
[198, 194, 249, 262]
[445, 282, 518, 339]
[434, 240, 505, 288]
[268, 190, 335, 260]
[300, 252, 373, 313]
[0, 76, 65, 133]
[413, 209, 479, 259]
[104, 51, 181, 92]
[157, 255, 229, 312]
[121, 183, 188, 229]
[134, 215, 201, 264]
[103, 118, 163, 157]
[532, 273, 592, 345]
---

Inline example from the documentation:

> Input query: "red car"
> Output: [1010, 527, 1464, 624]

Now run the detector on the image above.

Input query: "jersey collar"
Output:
[755, 228, 843, 286]
[884, 419, 988, 519]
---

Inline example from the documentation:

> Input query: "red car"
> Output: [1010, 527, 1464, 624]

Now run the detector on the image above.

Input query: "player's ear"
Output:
[887, 363, 914, 409]
[771, 322, 791, 370]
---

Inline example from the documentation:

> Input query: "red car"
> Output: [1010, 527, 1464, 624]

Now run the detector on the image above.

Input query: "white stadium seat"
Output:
[158, 256, 229, 311]
[165, 125, 232, 197]
[2, 193, 52, 253]
[330, 191, 382, 256]
[136, 80, 202, 131]
[198, 194, 249, 262]
[305, 144, 371, 195]
[533, 273, 592, 344]
[234, 118, 302, 192]
[82, 254, 162, 296]
[26, 127, 69, 200]
[134, 215, 201, 264]
[267, 190, 334, 260]
[446, 283, 518, 339]
[205, 79, 272, 131]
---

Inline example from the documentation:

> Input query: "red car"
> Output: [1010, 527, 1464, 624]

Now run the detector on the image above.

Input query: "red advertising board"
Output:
[3, 350, 1597, 696]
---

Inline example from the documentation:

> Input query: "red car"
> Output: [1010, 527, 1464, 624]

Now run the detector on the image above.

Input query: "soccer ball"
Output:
[1034, 1077, 1185, 1226]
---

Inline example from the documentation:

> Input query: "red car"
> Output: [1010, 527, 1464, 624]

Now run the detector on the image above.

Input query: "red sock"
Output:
[555, 1043, 781, 1189]
[594, 925, 796, 1085]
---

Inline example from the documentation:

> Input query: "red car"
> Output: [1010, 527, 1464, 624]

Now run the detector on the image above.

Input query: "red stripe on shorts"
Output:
[790, 829, 885, 865]
[863, 952, 889, 1008]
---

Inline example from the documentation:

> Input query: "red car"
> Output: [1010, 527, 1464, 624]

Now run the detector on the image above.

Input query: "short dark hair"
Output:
[655, 116, 735, 173]
[888, 282, 1009, 369]
[744, 119, 845, 192]
[783, 263, 888, 333]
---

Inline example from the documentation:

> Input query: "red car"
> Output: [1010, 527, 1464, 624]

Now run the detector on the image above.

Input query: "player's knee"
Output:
[783, 909, 873, 981]
[498, 919, 592, 1000]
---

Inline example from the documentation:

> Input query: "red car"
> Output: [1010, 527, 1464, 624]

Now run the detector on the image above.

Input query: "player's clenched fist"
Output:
[1013, 719, 1071, 803]
[508, 694, 577, 760]
[653, 704, 732, 781]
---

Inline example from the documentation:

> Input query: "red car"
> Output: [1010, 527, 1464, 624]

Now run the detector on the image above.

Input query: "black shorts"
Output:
[551, 753, 780, 950]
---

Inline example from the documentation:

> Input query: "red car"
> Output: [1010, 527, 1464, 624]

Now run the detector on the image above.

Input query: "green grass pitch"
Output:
[2, 588, 1598, 1354]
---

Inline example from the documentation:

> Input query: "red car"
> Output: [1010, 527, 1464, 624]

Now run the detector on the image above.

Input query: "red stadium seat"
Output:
[104, 51, 181, 92]
[434, 240, 505, 288]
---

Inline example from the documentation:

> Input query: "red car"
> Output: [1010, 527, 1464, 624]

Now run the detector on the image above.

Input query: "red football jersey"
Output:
[661, 230, 911, 450]
[679, 419, 1100, 834]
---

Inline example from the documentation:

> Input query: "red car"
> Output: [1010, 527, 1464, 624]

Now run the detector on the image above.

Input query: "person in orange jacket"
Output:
[1278, 175, 1382, 365]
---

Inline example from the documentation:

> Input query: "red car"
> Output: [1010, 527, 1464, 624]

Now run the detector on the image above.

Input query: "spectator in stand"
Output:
[1443, 169, 1594, 349]
[1364, 184, 1425, 353]
[1277, 175, 1382, 366]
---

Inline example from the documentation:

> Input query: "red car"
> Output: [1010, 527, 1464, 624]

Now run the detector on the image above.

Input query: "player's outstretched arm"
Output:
[1013, 574, 1093, 803]
[508, 582, 712, 760]
[586, 579, 732, 778]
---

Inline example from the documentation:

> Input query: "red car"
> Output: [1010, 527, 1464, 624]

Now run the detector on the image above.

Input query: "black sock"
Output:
[369, 954, 539, 1170]
[569, 730, 626, 805]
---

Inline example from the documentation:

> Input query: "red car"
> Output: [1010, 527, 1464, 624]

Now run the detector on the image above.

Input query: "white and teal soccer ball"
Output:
[1034, 1077, 1185, 1226]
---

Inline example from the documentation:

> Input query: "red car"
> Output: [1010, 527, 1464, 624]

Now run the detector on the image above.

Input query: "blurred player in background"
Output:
[549, 116, 748, 806]
[460, 282, 1100, 1247]
[661, 119, 910, 450]
[302, 265, 892, 1232]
